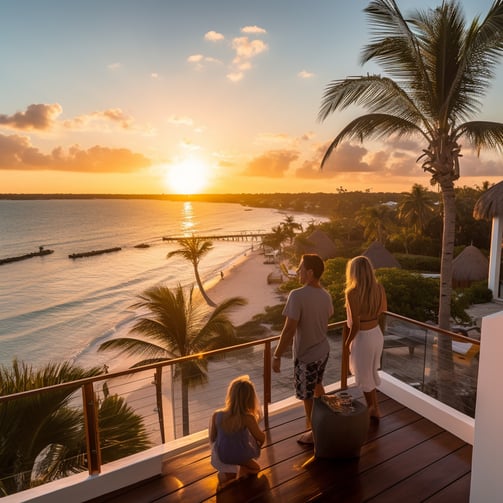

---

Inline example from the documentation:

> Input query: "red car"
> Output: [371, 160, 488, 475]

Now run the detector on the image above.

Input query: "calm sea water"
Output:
[0, 199, 320, 370]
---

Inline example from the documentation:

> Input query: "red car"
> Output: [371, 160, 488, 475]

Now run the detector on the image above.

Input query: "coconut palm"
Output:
[263, 224, 288, 251]
[356, 204, 395, 244]
[98, 284, 246, 436]
[319, 0, 503, 335]
[398, 184, 436, 235]
[0, 359, 150, 495]
[281, 215, 303, 245]
[167, 236, 216, 307]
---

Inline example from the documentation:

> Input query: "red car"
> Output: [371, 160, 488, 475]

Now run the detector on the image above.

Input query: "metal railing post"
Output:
[263, 341, 272, 427]
[82, 382, 102, 475]
[154, 367, 166, 443]
[341, 323, 349, 390]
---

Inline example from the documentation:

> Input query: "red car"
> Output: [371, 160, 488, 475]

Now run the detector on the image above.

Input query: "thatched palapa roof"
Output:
[295, 229, 337, 260]
[362, 241, 401, 269]
[473, 181, 503, 220]
[452, 245, 488, 287]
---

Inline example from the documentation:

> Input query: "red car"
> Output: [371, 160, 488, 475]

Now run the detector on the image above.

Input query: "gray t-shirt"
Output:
[282, 284, 333, 363]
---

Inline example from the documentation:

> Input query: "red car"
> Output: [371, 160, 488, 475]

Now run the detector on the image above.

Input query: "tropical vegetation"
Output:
[0, 359, 150, 496]
[167, 236, 216, 307]
[318, 0, 503, 336]
[98, 284, 246, 436]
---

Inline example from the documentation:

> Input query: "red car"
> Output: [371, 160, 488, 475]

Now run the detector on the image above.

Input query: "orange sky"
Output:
[1, 1, 501, 195]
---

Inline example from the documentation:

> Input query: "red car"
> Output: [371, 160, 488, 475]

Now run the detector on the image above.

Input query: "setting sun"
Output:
[166, 158, 210, 194]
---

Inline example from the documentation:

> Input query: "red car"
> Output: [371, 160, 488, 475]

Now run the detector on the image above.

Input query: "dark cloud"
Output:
[315, 142, 371, 173]
[244, 150, 299, 177]
[0, 133, 151, 172]
[0, 104, 62, 130]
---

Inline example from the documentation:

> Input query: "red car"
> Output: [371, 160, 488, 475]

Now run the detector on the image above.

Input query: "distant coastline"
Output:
[0, 191, 410, 219]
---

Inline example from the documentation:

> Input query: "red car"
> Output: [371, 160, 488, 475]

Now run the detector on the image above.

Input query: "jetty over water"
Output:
[0, 248, 54, 266]
[162, 231, 268, 242]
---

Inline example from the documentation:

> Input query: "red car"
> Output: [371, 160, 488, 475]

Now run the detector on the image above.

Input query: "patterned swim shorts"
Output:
[294, 355, 329, 400]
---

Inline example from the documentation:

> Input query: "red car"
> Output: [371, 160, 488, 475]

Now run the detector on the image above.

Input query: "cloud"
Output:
[317, 142, 372, 173]
[167, 115, 194, 127]
[231, 36, 268, 61]
[107, 62, 122, 70]
[298, 70, 315, 79]
[241, 25, 267, 34]
[0, 133, 151, 173]
[0, 104, 62, 131]
[244, 150, 299, 177]
[190, 25, 268, 81]
[188, 54, 204, 63]
[255, 132, 292, 145]
[205, 30, 224, 41]
[64, 108, 134, 130]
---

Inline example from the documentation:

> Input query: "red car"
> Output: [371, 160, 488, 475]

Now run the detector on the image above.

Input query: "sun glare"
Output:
[166, 158, 210, 194]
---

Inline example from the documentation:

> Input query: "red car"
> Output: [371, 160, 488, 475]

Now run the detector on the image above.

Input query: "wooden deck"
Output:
[88, 391, 472, 503]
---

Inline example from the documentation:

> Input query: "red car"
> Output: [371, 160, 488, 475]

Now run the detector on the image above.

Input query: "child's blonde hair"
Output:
[221, 375, 262, 431]
[344, 256, 381, 314]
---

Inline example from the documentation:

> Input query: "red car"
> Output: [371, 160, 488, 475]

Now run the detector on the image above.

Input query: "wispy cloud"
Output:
[298, 70, 315, 79]
[189, 25, 268, 81]
[64, 108, 134, 131]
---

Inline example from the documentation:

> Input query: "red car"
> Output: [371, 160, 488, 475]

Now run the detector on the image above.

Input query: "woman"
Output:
[345, 256, 387, 419]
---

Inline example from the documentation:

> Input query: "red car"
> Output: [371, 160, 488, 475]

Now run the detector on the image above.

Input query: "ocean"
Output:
[0, 198, 321, 370]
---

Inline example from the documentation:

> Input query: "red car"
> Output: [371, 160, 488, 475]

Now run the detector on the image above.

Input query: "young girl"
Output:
[345, 256, 387, 419]
[209, 375, 265, 486]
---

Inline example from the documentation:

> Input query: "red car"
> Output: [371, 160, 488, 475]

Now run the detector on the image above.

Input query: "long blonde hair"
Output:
[221, 375, 262, 431]
[344, 256, 382, 315]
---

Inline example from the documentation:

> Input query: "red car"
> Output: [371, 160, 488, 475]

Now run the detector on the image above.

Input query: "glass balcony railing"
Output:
[0, 313, 479, 497]
[381, 312, 480, 417]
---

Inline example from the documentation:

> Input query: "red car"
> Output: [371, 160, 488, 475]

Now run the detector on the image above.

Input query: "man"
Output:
[272, 253, 333, 444]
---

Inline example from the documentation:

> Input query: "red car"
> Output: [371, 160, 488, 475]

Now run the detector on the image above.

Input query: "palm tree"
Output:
[0, 359, 150, 495]
[98, 284, 246, 436]
[167, 236, 216, 307]
[263, 224, 287, 251]
[356, 204, 395, 244]
[398, 184, 437, 235]
[281, 215, 303, 245]
[319, 0, 503, 335]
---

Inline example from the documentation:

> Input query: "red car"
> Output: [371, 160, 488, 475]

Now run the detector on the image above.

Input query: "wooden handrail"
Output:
[0, 312, 479, 477]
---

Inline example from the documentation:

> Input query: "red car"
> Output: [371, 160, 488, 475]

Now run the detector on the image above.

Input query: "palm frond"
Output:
[321, 114, 425, 169]
[456, 120, 503, 153]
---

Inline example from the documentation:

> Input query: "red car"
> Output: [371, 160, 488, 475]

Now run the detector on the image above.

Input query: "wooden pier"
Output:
[162, 231, 268, 242]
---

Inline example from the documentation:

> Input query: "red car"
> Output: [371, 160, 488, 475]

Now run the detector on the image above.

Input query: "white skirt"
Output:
[349, 325, 384, 392]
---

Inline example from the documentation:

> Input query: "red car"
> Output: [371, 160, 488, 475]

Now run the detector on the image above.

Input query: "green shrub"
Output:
[393, 253, 440, 272]
[375, 268, 439, 322]
[459, 280, 493, 305]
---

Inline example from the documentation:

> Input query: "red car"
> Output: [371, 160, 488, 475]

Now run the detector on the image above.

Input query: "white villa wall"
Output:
[470, 311, 503, 502]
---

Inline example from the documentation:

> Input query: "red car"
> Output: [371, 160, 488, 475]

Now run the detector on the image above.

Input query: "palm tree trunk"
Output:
[193, 263, 216, 307]
[437, 182, 455, 403]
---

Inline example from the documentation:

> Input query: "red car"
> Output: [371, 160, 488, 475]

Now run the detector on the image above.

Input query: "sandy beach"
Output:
[204, 248, 287, 326]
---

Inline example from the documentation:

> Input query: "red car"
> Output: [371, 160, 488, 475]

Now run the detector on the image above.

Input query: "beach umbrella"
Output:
[362, 241, 401, 269]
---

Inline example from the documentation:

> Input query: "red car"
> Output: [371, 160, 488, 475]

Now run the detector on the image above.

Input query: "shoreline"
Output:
[202, 247, 286, 326]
